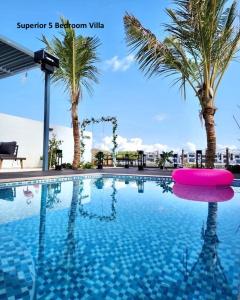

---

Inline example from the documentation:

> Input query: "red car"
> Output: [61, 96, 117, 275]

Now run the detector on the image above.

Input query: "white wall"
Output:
[0, 113, 43, 168]
[0, 113, 92, 169]
[51, 125, 92, 164]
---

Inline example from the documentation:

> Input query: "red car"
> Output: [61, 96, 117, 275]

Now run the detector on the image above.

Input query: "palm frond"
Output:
[41, 17, 100, 101]
[124, 14, 201, 96]
[124, 0, 240, 101]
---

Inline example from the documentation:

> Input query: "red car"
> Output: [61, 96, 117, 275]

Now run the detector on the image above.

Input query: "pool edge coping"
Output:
[0, 172, 239, 188]
[0, 173, 172, 186]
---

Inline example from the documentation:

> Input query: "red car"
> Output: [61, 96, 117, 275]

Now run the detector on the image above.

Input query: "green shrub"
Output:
[48, 134, 63, 168]
[83, 162, 94, 169]
[79, 162, 94, 169]
[62, 163, 72, 169]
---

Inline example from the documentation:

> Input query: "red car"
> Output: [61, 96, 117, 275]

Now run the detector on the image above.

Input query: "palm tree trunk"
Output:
[203, 106, 216, 168]
[200, 203, 219, 270]
[71, 98, 80, 170]
[66, 179, 79, 259]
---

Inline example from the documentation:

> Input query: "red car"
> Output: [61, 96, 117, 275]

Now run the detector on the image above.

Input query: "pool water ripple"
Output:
[0, 176, 239, 299]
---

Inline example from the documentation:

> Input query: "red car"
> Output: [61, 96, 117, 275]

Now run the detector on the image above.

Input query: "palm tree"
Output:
[156, 150, 173, 168]
[124, 0, 240, 168]
[42, 18, 100, 169]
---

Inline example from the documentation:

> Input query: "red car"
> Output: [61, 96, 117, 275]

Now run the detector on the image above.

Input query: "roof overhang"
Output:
[0, 35, 39, 79]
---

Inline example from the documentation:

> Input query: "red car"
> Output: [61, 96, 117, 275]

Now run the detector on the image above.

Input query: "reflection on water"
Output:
[156, 180, 173, 193]
[23, 186, 34, 204]
[36, 180, 84, 299]
[136, 179, 145, 193]
[178, 203, 235, 298]
[0, 187, 16, 201]
[173, 183, 234, 202]
[94, 178, 104, 189]
[0, 177, 239, 299]
[46, 183, 62, 209]
[38, 185, 47, 263]
[79, 179, 117, 222]
[66, 180, 79, 262]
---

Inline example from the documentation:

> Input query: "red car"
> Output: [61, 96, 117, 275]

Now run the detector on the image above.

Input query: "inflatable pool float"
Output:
[173, 183, 234, 202]
[172, 168, 234, 186]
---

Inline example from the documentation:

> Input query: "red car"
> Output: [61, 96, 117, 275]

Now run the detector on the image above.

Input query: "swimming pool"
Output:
[0, 174, 240, 299]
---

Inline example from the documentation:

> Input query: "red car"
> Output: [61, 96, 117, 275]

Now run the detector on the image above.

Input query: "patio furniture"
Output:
[0, 142, 26, 169]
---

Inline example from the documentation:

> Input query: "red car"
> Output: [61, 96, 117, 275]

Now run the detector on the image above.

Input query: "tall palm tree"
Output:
[124, 0, 240, 168]
[42, 18, 100, 169]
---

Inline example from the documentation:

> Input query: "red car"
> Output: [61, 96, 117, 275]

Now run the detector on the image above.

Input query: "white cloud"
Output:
[154, 113, 167, 122]
[96, 135, 171, 153]
[95, 135, 239, 154]
[186, 142, 196, 152]
[105, 54, 135, 72]
[217, 144, 237, 151]
[103, 179, 137, 190]
[184, 143, 238, 152]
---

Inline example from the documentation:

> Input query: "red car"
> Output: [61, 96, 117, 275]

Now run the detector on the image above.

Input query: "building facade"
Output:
[144, 150, 240, 167]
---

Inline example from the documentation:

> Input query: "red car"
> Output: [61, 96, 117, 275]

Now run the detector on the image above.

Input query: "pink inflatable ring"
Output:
[173, 184, 234, 202]
[172, 168, 234, 186]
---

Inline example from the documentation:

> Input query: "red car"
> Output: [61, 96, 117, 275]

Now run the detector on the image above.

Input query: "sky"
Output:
[1, 0, 240, 153]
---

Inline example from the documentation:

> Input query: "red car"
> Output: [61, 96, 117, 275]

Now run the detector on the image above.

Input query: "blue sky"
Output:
[1, 0, 240, 152]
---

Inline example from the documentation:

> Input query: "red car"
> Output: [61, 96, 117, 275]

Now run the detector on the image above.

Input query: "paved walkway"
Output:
[0, 167, 172, 183]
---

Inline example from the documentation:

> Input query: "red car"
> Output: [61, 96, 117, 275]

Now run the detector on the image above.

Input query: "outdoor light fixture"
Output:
[34, 50, 59, 171]
[196, 150, 203, 168]
[137, 150, 144, 171]
[143, 154, 146, 167]
[55, 150, 63, 171]
[173, 154, 178, 168]
[181, 149, 184, 167]
[226, 147, 229, 168]
[34, 50, 59, 73]
[96, 151, 104, 169]
[124, 154, 130, 168]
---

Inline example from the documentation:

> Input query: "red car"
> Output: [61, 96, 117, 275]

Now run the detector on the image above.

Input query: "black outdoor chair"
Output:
[0, 141, 26, 169]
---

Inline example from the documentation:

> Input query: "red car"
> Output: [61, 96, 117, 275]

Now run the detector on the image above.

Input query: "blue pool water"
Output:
[0, 175, 240, 299]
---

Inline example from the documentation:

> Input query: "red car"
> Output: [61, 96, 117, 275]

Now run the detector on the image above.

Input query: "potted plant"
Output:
[156, 151, 173, 169]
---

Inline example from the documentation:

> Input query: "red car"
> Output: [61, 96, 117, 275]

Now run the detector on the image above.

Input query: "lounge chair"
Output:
[0, 141, 26, 169]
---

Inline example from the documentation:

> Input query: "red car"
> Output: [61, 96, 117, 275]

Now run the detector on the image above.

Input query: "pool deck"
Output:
[0, 167, 173, 183]
[0, 167, 239, 183]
